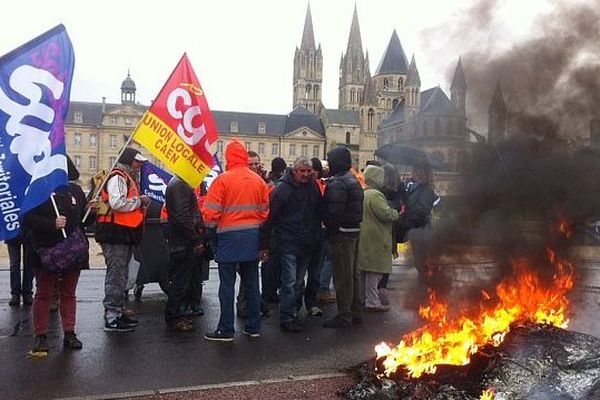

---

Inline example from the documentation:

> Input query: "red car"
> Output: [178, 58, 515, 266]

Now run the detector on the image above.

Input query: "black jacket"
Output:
[323, 146, 363, 236]
[260, 171, 323, 254]
[22, 183, 90, 269]
[165, 176, 204, 250]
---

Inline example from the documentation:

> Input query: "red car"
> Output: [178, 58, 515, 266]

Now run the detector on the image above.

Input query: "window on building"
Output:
[89, 156, 97, 170]
[314, 85, 319, 100]
[257, 142, 265, 155]
[258, 122, 266, 134]
[289, 144, 296, 156]
[368, 109, 375, 132]
[392, 99, 399, 109]
[305, 84, 312, 100]
[217, 140, 224, 154]
[383, 78, 389, 91]
[301, 145, 308, 156]
[73, 155, 81, 169]
[245, 142, 251, 151]
[74, 113, 83, 123]
[313, 145, 320, 158]
[350, 88, 356, 103]
[109, 156, 116, 168]
[110, 135, 116, 148]
[230, 122, 238, 133]
[272, 143, 279, 156]
[345, 131, 351, 145]
[90, 133, 97, 147]
[398, 78, 403, 91]
[110, 116, 118, 125]
[74, 132, 81, 146]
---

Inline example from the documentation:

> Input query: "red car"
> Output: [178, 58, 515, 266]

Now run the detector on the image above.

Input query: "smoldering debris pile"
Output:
[343, 324, 600, 400]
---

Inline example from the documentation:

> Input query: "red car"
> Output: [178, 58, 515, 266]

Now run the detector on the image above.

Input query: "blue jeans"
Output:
[279, 253, 310, 323]
[9, 240, 33, 297]
[319, 244, 333, 293]
[217, 261, 260, 335]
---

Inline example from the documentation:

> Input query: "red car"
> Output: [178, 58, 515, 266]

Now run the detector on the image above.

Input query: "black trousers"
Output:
[164, 247, 196, 324]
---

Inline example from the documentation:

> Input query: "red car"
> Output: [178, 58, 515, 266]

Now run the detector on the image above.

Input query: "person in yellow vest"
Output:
[96, 147, 149, 332]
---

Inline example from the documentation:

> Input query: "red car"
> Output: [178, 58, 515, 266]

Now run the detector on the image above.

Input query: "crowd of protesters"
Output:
[4, 140, 437, 351]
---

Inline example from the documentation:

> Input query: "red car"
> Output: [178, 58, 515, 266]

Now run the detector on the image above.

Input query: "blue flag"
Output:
[140, 162, 173, 203]
[0, 25, 74, 240]
[204, 154, 223, 189]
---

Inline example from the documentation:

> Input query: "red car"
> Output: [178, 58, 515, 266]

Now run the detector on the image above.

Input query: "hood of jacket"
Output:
[327, 146, 351, 176]
[364, 165, 384, 191]
[225, 138, 248, 169]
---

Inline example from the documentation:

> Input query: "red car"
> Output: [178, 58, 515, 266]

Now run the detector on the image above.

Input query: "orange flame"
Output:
[375, 248, 574, 379]
[480, 388, 495, 400]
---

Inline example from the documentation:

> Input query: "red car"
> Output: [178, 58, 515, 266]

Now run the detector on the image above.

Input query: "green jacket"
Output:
[358, 166, 400, 274]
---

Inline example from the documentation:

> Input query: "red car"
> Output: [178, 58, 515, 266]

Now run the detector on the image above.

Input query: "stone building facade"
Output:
[65, 4, 499, 195]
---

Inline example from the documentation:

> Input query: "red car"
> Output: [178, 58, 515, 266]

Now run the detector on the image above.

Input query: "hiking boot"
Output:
[8, 295, 19, 306]
[323, 314, 352, 329]
[280, 320, 303, 333]
[63, 331, 83, 349]
[104, 318, 135, 332]
[121, 315, 140, 326]
[308, 306, 323, 317]
[242, 330, 261, 338]
[22, 294, 33, 306]
[168, 319, 194, 332]
[204, 330, 234, 342]
[32, 335, 49, 353]
[317, 291, 336, 304]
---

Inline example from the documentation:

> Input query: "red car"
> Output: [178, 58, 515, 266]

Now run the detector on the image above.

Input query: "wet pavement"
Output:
[1, 262, 599, 400]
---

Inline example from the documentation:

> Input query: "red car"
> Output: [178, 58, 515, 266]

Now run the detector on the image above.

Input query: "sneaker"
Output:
[190, 304, 205, 316]
[120, 315, 140, 326]
[280, 320, 303, 332]
[242, 330, 261, 338]
[32, 335, 49, 353]
[22, 294, 33, 306]
[308, 306, 323, 317]
[63, 331, 83, 349]
[8, 295, 19, 306]
[323, 314, 352, 329]
[204, 330, 234, 342]
[364, 305, 390, 313]
[104, 318, 135, 332]
[168, 319, 194, 332]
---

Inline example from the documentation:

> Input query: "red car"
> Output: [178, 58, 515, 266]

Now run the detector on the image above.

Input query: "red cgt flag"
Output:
[133, 53, 218, 187]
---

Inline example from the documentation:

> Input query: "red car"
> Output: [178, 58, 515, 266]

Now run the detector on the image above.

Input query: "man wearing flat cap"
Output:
[96, 146, 149, 332]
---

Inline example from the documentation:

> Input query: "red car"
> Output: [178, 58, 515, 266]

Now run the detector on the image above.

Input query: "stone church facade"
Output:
[63, 4, 507, 194]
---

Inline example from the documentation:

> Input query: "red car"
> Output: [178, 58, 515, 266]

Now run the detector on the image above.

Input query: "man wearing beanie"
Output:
[96, 146, 149, 332]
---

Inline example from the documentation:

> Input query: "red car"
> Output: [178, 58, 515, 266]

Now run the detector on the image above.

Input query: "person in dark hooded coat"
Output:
[322, 146, 364, 328]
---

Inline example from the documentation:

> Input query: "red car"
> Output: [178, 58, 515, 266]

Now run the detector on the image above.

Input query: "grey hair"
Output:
[292, 156, 312, 170]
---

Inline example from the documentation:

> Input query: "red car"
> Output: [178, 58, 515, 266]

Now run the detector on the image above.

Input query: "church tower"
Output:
[339, 5, 367, 111]
[488, 81, 507, 145]
[359, 53, 378, 165]
[450, 57, 467, 116]
[405, 54, 421, 117]
[373, 30, 409, 121]
[121, 70, 136, 104]
[293, 3, 323, 114]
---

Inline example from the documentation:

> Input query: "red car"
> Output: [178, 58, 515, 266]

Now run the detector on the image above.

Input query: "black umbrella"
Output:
[375, 143, 444, 170]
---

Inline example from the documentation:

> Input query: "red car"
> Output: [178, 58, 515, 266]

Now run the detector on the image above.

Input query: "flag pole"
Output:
[81, 52, 190, 224]
[50, 193, 67, 239]
[81, 130, 137, 223]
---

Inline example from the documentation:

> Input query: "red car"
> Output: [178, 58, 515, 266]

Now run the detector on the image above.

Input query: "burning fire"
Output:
[480, 388, 495, 400]
[375, 247, 574, 379]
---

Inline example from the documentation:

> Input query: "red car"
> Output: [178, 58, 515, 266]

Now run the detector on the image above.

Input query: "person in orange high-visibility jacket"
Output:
[201, 139, 269, 341]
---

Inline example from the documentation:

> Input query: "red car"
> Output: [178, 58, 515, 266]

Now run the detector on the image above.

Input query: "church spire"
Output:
[488, 80, 507, 144]
[346, 4, 363, 57]
[300, 2, 316, 51]
[406, 55, 421, 87]
[450, 57, 467, 116]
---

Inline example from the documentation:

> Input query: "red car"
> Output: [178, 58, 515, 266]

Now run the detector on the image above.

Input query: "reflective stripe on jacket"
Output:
[201, 166, 269, 234]
[98, 169, 144, 228]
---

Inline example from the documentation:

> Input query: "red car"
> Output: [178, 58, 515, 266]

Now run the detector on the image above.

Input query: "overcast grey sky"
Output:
[2, 0, 554, 115]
